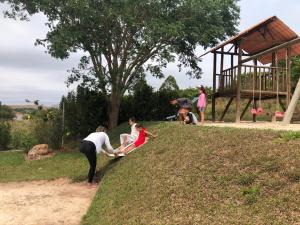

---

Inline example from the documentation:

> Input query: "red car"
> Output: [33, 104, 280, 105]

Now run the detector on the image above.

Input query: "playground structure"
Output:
[201, 16, 300, 123]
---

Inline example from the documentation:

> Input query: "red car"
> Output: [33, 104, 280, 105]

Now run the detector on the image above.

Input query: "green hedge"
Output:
[0, 122, 11, 150]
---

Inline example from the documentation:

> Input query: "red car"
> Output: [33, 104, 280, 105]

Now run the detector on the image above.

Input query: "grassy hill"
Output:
[1, 122, 299, 224]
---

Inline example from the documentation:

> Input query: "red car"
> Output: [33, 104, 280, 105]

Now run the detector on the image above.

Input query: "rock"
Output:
[27, 144, 51, 160]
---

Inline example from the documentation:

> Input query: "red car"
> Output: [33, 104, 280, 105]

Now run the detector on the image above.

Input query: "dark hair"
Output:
[135, 123, 143, 129]
[200, 86, 206, 94]
[129, 117, 137, 123]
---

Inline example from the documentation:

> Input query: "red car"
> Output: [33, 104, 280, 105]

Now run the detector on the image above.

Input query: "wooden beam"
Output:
[253, 99, 257, 122]
[272, 52, 276, 90]
[236, 43, 242, 123]
[227, 44, 235, 53]
[212, 52, 217, 122]
[219, 97, 234, 121]
[283, 78, 300, 124]
[231, 54, 234, 88]
[287, 47, 292, 104]
[241, 90, 287, 96]
[220, 47, 224, 90]
[215, 51, 250, 56]
[241, 37, 300, 64]
[240, 99, 252, 120]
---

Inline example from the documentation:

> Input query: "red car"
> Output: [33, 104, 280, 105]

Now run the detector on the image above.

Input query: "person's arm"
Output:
[145, 130, 158, 138]
[104, 134, 114, 153]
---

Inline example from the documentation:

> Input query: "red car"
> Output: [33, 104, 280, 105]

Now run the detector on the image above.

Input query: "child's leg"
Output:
[120, 134, 129, 145]
[121, 145, 135, 154]
[201, 111, 205, 123]
[114, 143, 130, 156]
[198, 109, 201, 122]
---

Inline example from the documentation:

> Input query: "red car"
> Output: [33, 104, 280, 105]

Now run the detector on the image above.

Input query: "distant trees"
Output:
[159, 75, 179, 92]
[0, 104, 14, 150]
[0, 105, 15, 120]
[61, 76, 208, 138]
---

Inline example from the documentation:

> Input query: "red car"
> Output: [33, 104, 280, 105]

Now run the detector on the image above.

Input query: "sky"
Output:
[0, 0, 300, 105]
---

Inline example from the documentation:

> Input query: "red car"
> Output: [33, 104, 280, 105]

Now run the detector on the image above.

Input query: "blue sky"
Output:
[0, 0, 300, 105]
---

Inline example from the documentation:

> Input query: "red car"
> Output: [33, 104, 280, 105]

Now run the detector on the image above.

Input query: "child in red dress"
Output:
[115, 123, 157, 155]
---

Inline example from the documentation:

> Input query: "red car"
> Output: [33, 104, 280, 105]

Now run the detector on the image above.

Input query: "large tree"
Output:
[1, 0, 239, 128]
[159, 75, 179, 92]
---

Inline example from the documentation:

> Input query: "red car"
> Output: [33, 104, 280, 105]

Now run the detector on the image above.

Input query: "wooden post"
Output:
[272, 52, 276, 90]
[253, 99, 257, 122]
[235, 43, 242, 123]
[240, 99, 252, 120]
[231, 54, 234, 88]
[287, 47, 291, 104]
[220, 47, 224, 90]
[61, 100, 65, 149]
[212, 52, 217, 122]
[283, 78, 300, 124]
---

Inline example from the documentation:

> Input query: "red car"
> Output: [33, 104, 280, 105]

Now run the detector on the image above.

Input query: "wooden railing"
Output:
[216, 65, 288, 93]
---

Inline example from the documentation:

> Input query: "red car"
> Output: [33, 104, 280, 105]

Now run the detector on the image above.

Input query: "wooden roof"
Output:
[202, 16, 300, 64]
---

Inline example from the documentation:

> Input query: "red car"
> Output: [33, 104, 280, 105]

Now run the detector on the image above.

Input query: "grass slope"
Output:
[82, 123, 300, 225]
[0, 122, 299, 224]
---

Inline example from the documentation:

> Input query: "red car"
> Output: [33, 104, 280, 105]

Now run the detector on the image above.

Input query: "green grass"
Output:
[81, 123, 300, 225]
[1, 122, 300, 224]
[0, 150, 88, 182]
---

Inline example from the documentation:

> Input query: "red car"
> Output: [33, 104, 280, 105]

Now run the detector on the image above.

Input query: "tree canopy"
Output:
[1, 0, 240, 127]
[160, 75, 179, 92]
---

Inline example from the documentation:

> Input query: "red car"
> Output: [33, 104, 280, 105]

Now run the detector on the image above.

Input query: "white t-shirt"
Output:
[84, 132, 114, 154]
[130, 123, 139, 139]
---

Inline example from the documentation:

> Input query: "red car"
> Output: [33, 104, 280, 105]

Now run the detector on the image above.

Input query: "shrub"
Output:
[10, 122, 38, 152]
[0, 105, 15, 120]
[32, 109, 63, 150]
[0, 122, 11, 150]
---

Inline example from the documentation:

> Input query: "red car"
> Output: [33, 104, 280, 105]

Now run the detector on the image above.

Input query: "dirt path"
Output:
[203, 121, 300, 131]
[0, 179, 97, 225]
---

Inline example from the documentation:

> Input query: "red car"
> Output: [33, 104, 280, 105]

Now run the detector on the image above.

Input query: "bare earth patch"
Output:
[203, 121, 300, 131]
[0, 179, 96, 225]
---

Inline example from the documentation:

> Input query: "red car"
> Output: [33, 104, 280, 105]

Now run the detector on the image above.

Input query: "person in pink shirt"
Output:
[197, 85, 206, 124]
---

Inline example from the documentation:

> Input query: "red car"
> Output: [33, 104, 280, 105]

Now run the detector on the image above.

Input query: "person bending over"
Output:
[115, 123, 157, 155]
[170, 98, 192, 123]
[79, 125, 115, 188]
[184, 112, 198, 125]
[119, 117, 139, 146]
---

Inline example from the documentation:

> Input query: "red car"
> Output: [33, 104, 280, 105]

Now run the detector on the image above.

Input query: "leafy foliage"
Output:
[61, 86, 109, 138]
[1, 0, 240, 127]
[32, 109, 63, 150]
[159, 75, 179, 92]
[10, 122, 38, 151]
[0, 122, 11, 150]
[0, 105, 15, 120]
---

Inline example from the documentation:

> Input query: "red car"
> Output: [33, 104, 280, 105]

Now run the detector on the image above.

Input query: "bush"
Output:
[10, 122, 38, 152]
[0, 122, 11, 150]
[0, 105, 15, 120]
[33, 109, 63, 149]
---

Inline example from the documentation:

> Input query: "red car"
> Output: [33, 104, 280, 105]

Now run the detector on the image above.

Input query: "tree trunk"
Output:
[108, 90, 121, 129]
